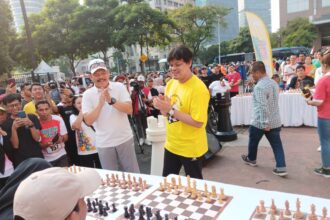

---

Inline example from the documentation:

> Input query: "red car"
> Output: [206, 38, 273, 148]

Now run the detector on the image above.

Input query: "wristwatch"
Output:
[168, 107, 175, 117]
[108, 97, 117, 105]
[28, 125, 35, 128]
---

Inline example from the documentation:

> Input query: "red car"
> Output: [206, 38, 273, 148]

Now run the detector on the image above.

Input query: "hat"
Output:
[88, 59, 107, 74]
[137, 75, 145, 82]
[116, 75, 126, 82]
[14, 167, 101, 220]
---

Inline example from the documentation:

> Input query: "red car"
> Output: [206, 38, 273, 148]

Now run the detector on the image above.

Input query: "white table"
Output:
[231, 93, 318, 127]
[86, 169, 330, 219]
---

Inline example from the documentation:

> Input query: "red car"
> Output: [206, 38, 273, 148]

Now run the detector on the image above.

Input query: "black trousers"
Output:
[162, 149, 203, 179]
[78, 153, 102, 169]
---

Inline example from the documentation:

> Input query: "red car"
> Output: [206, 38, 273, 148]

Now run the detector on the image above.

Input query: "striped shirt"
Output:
[251, 76, 282, 129]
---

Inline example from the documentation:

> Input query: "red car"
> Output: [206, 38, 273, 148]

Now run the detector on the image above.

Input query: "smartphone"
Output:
[17, 111, 26, 118]
[7, 78, 16, 87]
[52, 133, 59, 144]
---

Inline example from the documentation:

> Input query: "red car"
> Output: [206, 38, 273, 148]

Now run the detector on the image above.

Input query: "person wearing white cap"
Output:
[82, 59, 140, 172]
[13, 167, 101, 220]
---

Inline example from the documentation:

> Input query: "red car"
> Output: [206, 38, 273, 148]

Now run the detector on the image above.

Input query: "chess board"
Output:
[86, 172, 154, 220]
[118, 188, 233, 220]
[250, 206, 330, 220]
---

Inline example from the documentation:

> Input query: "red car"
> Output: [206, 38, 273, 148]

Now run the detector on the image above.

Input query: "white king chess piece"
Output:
[146, 115, 166, 175]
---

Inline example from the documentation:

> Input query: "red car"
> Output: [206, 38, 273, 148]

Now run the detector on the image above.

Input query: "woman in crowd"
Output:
[70, 95, 101, 168]
[304, 55, 316, 78]
[306, 49, 330, 178]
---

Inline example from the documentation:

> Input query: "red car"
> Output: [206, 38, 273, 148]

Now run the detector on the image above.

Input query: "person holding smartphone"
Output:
[2, 94, 43, 168]
[36, 100, 68, 167]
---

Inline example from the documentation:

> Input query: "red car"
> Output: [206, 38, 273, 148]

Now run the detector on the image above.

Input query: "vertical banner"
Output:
[245, 12, 273, 76]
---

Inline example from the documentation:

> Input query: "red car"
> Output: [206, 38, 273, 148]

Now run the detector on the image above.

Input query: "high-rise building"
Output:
[238, 0, 271, 32]
[279, 0, 330, 48]
[9, 0, 45, 32]
[196, 0, 239, 45]
[148, 0, 194, 11]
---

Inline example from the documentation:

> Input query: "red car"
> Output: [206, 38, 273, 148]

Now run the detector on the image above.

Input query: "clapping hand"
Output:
[153, 94, 172, 114]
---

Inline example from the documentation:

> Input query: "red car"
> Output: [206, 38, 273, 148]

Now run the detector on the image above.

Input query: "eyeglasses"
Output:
[90, 62, 106, 70]
[7, 103, 21, 108]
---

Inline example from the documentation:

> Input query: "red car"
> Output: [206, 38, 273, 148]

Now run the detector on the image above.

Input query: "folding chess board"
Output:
[250, 199, 329, 220]
[85, 172, 155, 220]
[118, 176, 233, 220]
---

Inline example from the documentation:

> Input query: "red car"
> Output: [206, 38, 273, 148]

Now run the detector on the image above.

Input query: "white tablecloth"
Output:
[231, 93, 318, 127]
[86, 169, 330, 219]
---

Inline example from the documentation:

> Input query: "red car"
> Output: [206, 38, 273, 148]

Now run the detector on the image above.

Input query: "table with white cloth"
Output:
[230, 92, 318, 127]
[85, 168, 330, 219]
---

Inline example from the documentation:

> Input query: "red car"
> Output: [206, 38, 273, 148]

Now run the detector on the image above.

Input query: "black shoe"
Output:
[272, 168, 288, 177]
[241, 155, 257, 167]
[314, 167, 330, 178]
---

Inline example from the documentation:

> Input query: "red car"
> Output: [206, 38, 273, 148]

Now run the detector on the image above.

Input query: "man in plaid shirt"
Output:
[241, 61, 287, 177]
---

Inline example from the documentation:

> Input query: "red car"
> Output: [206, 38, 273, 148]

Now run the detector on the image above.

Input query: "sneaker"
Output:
[314, 167, 330, 178]
[139, 138, 144, 146]
[241, 155, 257, 167]
[272, 168, 288, 177]
[317, 146, 321, 152]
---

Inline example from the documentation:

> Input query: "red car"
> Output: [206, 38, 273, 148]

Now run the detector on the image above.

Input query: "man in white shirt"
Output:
[82, 59, 140, 172]
[209, 78, 231, 97]
[283, 55, 298, 86]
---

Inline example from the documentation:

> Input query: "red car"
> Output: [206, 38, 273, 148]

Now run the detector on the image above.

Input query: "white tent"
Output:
[34, 60, 56, 76]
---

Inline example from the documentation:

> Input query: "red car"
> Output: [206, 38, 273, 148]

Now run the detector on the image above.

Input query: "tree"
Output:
[76, 0, 121, 66]
[114, 2, 174, 72]
[30, 0, 90, 75]
[228, 27, 253, 53]
[168, 4, 230, 56]
[0, 0, 16, 76]
[281, 18, 317, 47]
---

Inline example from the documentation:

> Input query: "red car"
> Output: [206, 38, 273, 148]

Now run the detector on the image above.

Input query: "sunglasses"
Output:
[90, 62, 106, 70]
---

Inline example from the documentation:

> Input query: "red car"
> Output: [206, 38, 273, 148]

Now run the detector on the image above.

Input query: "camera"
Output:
[49, 82, 57, 89]
[130, 81, 140, 91]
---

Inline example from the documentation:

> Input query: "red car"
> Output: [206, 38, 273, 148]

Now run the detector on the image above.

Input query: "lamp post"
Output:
[217, 18, 221, 65]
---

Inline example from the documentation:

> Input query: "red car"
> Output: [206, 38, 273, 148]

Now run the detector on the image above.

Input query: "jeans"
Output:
[318, 118, 330, 167]
[248, 126, 286, 170]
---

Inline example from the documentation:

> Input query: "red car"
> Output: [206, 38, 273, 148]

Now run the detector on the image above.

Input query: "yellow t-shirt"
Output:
[165, 75, 210, 158]
[23, 100, 56, 116]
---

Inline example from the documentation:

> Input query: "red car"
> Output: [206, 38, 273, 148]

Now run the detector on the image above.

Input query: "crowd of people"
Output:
[0, 44, 329, 219]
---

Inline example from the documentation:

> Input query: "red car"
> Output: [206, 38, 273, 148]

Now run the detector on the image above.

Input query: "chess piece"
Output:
[218, 195, 223, 204]
[105, 202, 110, 211]
[112, 203, 117, 213]
[159, 182, 164, 191]
[285, 200, 291, 216]
[255, 206, 261, 215]
[146, 207, 152, 219]
[197, 192, 203, 201]
[308, 204, 317, 220]
[111, 174, 116, 183]
[322, 207, 327, 220]
[155, 210, 162, 220]
[279, 211, 284, 220]
[270, 199, 277, 215]
[166, 183, 171, 193]
[78, 166, 81, 172]
[124, 206, 130, 218]
[294, 199, 302, 219]
[173, 185, 179, 195]
[178, 176, 182, 189]
[163, 177, 167, 187]
[260, 200, 266, 212]
[143, 180, 148, 190]
[204, 183, 208, 196]
[165, 214, 169, 220]
[211, 186, 217, 198]
[270, 210, 276, 220]
[171, 177, 176, 189]
[73, 165, 77, 173]
[191, 188, 197, 199]
[220, 188, 227, 200]
[106, 174, 110, 185]
[206, 193, 211, 203]
[187, 176, 191, 193]
[128, 174, 132, 183]
[103, 207, 108, 217]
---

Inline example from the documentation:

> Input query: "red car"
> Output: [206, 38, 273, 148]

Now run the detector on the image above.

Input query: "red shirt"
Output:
[314, 74, 330, 119]
[226, 72, 241, 92]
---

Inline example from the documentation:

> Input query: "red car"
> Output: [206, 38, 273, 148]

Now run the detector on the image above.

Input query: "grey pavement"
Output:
[135, 126, 330, 199]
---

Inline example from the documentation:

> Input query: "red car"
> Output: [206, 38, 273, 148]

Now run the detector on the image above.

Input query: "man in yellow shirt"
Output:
[23, 83, 58, 115]
[154, 45, 210, 179]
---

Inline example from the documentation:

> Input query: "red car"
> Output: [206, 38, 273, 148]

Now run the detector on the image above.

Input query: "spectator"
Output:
[23, 83, 58, 115]
[154, 45, 210, 179]
[288, 65, 314, 90]
[36, 100, 68, 167]
[82, 59, 140, 173]
[306, 49, 330, 178]
[209, 78, 231, 97]
[271, 74, 285, 90]
[209, 64, 224, 84]
[146, 78, 160, 118]
[226, 65, 242, 97]
[297, 53, 306, 65]
[312, 51, 322, 68]
[48, 81, 61, 104]
[284, 55, 298, 86]
[2, 94, 43, 168]
[304, 55, 316, 78]
[19, 83, 32, 109]
[199, 66, 211, 88]
[13, 166, 100, 220]
[70, 95, 101, 168]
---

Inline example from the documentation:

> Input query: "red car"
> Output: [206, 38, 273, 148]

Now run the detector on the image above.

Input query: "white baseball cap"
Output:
[137, 75, 145, 82]
[88, 58, 107, 74]
[14, 167, 101, 220]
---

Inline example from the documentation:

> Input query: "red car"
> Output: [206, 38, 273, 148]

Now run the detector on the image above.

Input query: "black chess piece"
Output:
[95, 198, 99, 204]
[139, 205, 145, 216]
[164, 214, 169, 220]
[173, 217, 178, 220]
[124, 206, 130, 218]
[99, 204, 103, 216]
[87, 201, 93, 213]
[87, 198, 91, 205]
[146, 207, 152, 220]
[103, 207, 108, 217]
[112, 203, 117, 213]
[93, 206, 97, 213]
[129, 204, 135, 214]
[105, 202, 110, 211]
[138, 208, 145, 220]
[155, 210, 162, 220]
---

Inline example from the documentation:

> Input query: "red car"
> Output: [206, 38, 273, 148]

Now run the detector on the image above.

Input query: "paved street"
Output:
[136, 126, 330, 199]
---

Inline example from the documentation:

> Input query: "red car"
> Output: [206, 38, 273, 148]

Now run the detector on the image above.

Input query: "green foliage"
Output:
[228, 27, 253, 53]
[168, 4, 230, 56]
[281, 18, 317, 48]
[0, 0, 16, 75]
